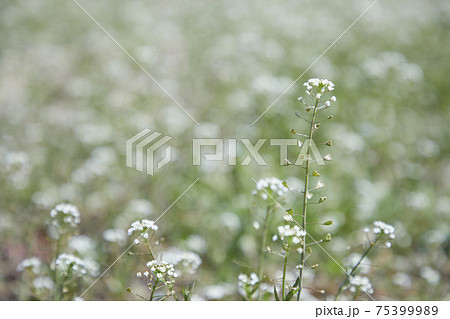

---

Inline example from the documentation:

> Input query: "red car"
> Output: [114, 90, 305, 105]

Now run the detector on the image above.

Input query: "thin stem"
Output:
[144, 239, 155, 261]
[335, 235, 380, 300]
[281, 245, 290, 300]
[257, 204, 272, 300]
[52, 237, 62, 301]
[149, 278, 159, 301]
[297, 99, 319, 301]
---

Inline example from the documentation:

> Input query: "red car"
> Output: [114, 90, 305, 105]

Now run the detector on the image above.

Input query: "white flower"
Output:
[68, 235, 96, 258]
[302, 78, 335, 97]
[316, 180, 325, 189]
[238, 273, 259, 288]
[372, 221, 395, 235]
[277, 225, 306, 245]
[134, 239, 140, 245]
[348, 275, 374, 294]
[162, 247, 202, 275]
[127, 219, 158, 237]
[136, 272, 142, 278]
[324, 154, 333, 161]
[48, 203, 81, 238]
[55, 253, 98, 277]
[145, 260, 176, 285]
[33, 276, 54, 291]
[253, 177, 288, 201]
[330, 96, 336, 102]
[103, 228, 126, 245]
[325, 101, 331, 107]
[17, 257, 42, 274]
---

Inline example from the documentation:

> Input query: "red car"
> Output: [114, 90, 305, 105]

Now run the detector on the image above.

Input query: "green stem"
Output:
[335, 235, 380, 300]
[297, 99, 319, 301]
[281, 244, 290, 300]
[257, 205, 272, 300]
[149, 278, 159, 301]
[144, 239, 155, 261]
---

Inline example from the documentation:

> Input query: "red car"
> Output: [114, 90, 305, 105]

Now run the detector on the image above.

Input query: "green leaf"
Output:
[274, 286, 280, 301]
[312, 170, 320, 176]
[323, 233, 332, 242]
[290, 129, 296, 134]
[285, 288, 295, 301]
[293, 276, 300, 288]
[323, 220, 333, 226]
[286, 208, 294, 215]
[282, 180, 290, 189]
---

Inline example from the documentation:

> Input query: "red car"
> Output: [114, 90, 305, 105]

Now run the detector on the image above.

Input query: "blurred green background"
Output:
[0, 0, 449, 300]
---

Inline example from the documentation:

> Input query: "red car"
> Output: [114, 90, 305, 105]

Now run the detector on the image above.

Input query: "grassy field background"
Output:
[0, 0, 449, 300]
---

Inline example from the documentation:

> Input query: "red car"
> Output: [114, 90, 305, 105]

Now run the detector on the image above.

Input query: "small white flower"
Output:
[127, 219, 158, 237]
[134, 239, 140, 245]
[316, 180, 325, 189]
[136, 272, 142, 278]
[17, 257, 42, 274]
[238, 273, 259, 288]
[348, 275, 374, 294]
[48, 203, 81, 238]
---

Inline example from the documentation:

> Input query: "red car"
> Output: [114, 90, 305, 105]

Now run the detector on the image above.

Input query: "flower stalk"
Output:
[297, 98, 319, 300]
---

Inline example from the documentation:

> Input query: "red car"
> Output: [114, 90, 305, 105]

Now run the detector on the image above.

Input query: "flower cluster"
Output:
[347, 275, 374, 295]
[32, 276, 54, 292]
[252, 177, 288, 201]
[103, 228, 126, 245]
[303, 78, 334, 95]
[127, 219, 158, 237]
[162, 248, 202, 275]
[55, 253, 99, 277]
[238, 273, 259, 288]
[142, 260, 176, 286]
[276, 224, 306, 244]
[372, 221, 395, 237]
[301, 78, 336, 108]
[16, 257, 42, 274]
[48, 203, 81, 238]
[364, 220, 396, 248]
